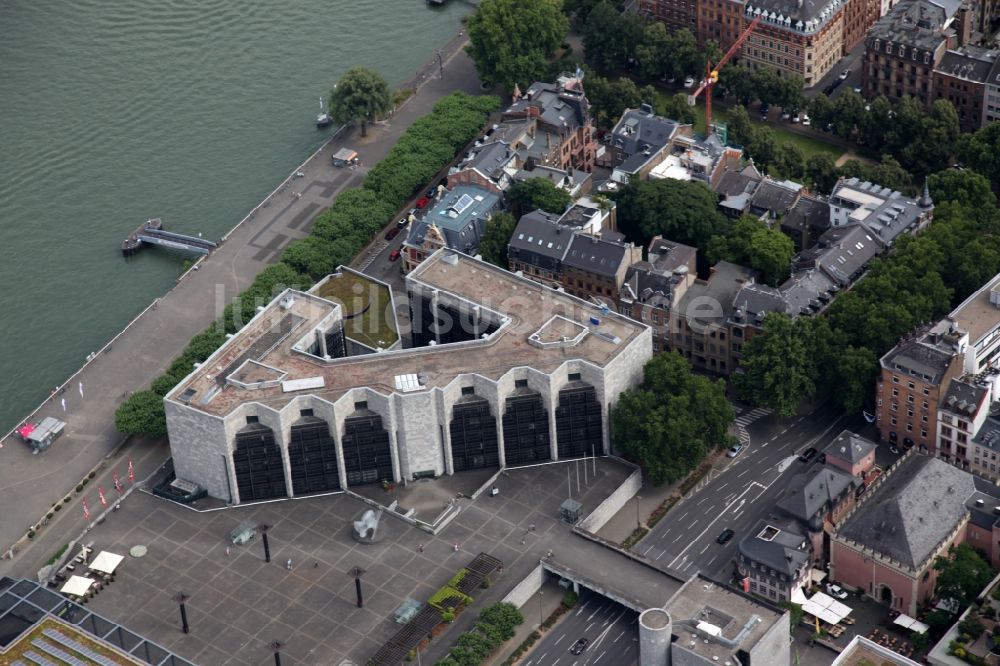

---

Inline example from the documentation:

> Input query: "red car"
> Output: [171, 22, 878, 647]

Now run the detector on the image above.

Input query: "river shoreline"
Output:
[0, 21, 483, 567]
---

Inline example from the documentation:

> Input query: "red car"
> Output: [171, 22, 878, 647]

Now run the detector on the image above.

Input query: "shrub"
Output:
[441, 610, 455, 623]
[88, 471, 96, 479]
[63, 497, 70, 504]
[46, 512, 53, 520]
[562, 591, 579, 609]
[53, 505, 61, 512]
[27, 530, 35, 539]
[75, 484, 83, 493]
[45, 543, 69, 566]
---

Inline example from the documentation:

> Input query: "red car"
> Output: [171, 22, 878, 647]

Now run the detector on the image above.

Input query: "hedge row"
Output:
[436, 602, 524, 666]
[115, 92, 499, 437]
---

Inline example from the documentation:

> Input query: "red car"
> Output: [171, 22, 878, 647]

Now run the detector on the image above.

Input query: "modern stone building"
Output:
[164, 250, 651, 504]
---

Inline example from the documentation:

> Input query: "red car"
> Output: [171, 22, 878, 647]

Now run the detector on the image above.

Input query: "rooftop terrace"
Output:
[168, 250, 647, 416]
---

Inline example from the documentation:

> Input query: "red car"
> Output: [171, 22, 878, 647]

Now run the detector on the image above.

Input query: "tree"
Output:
[831, 88, 865, 139]
[805, 153, 839, 194]
[957, 121, 1000, 186]
[612, 352, 734, 484]
[583, 1, 644, 72]
[477, 212, 518, 267]
[328, 67, 393, 137]
[726, 104, 754, 147]
[751, 67, 783, 105]
[838, 156, 912, 194]
[832, 346, 878, 413]
[707, 216, 794, 286]
[584, 74, 644, 127]
[115, 390, 167, 436]
[718, 64, 755, 102]
[929, 169, 997, 208]
[745, 126, 777, 170]
[635, 21, 672, 81]
[466, 0, 568, 91]
[734, 313, 816, 416]
[772, 143, 805, 180]
[477, 602, 523, 641]
[858, 95, 892, 152]
[934, 544, 993, 608]
[902, 100, 960, 176]
[506, 178, 572, 217]
[613, 178, 730, 255]
[662, 92, 696, 125]
[807, 93, 834, 131]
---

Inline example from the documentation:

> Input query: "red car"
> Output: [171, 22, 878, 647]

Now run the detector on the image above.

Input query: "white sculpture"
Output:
[352, 508, 383, 543]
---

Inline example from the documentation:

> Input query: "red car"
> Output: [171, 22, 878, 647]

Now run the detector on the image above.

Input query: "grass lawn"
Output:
[315, 272, 398, 351]
[655, 90, 844, 162]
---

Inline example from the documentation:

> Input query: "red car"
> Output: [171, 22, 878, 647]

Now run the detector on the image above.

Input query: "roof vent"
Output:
[976, 498, 985, 507]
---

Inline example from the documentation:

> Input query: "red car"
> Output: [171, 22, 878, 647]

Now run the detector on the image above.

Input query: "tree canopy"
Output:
[612, 352, 734, 484]
[506, 177, 573, 217]
[707, 216, 795, 286]
[734, 313, 816, 416]
[328, 66, 393, 137]
[613, 178, 730, 257]
[115, 390, 168, 437]
[477, 212, 518, 267]
[934, 544, 993, 608]
[465, 0, 568, 91]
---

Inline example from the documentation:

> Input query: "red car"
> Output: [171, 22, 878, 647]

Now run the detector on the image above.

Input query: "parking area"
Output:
[55, 458, 631, 665]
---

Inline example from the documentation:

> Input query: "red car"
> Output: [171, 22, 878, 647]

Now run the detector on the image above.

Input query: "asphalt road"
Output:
[524, 591, 639, 666]
[636, 400, 867, 580]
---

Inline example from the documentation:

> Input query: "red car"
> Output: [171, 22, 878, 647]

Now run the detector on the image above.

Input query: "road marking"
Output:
[556, 635, 566, 646]
[656, 550, 666, 560]
[644, 544, 656, 555]
[614, 631, 625, 643]
[700, 543, 710, 555]
[737, 468, 750, 478]
[679, 510, 690, 522]
[586, 622, 595, 632]
[718, 482, 728, 490]
[594, 651, 606, 663]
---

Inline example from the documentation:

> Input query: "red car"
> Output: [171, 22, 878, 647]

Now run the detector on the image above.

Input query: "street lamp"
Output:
[269, 640, 284, 666]
[173, 592, 190, 634]
[635, 495, 642, 530]
[257, 523, 271, 563]
[538, 590, 544, 628]
[349, 566, 366, 608]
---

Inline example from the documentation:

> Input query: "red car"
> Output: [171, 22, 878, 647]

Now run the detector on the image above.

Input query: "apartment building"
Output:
[933, 47, 998, 131]
[737, 519, 812, 603]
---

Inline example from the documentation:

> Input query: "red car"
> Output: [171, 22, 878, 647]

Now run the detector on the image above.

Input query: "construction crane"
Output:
[688, 14, 763, 138]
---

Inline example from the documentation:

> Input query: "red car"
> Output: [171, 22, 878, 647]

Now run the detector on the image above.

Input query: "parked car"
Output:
[727, 444, 745, 458]
[792, 113, 801, 123]
[389, 249, 401, 262]
[385, 227, 400, 241]
[781, 111, 791, 121]
[802, 113, 811, 126]
[570, 638, 590, 655]
[853, 85, 862, 94]
[839, 68, 850, 80]
[397, 217, 410, 228]
[717, 528, 735, 544]
[759, 103, 770, 121]
[684, 76, 695, 88]
[798, 447, 818, 463]
[827, 584, 849, 600]
[425, 187, 437, 199]
[415, 196, 430, 209]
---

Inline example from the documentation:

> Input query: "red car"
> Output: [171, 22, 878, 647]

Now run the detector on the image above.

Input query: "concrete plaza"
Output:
[55, 459, 632, 665]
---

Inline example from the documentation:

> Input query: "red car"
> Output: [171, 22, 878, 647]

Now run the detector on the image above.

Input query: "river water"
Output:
[0, 0, 470, 432]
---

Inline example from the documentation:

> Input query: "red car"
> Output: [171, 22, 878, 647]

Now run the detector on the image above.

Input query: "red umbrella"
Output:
[82, 498, 90, 521]
[113, 471, 123, 494]
[98, 486, 108, 508]
[128, 458, 134, 483]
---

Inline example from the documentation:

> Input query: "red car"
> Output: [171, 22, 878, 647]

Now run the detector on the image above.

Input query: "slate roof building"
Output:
[507, 210, 572, 288]
[824, 430, 878, 477]
[933, 47, 998, 132]
[562, 233, 643, 304]
[736, 519, 813, 603]
[830, 454, 1000, 615]
[781, 195, 832, 250]
[401, 185, 501, 272]
[446, 140, 519, 195]
[607, 104, 686, 183]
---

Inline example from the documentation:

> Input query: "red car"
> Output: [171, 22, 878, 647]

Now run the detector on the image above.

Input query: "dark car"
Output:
[385, 227, 400, 241]
[389, 249, 401, 262]
[570, 638, 589, 655]
[759, 103, 770, 121]
[717, 528, 735, 544]
[798, 447, 818, 463]
[415, 196, 430, 209]
[397, 217, 410, 228]
[425, 187, 437, 198]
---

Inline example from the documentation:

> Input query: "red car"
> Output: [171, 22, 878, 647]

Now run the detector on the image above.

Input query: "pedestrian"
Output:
[453, 542, 459, 552]
[225, 546, 230, 557]
[417, 544, 424, 553]
[313, 561, 319, 568]
[286, 557, 292, 570]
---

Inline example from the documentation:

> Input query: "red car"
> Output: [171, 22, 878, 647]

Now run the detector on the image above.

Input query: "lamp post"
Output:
[173, 592, 190, 634]
[349, 567, 366, 608]
[635, 495, 642, 530]
[257, 523, 271, 563]
[537, 590, 544, 628]
[269, 640, 284, 666]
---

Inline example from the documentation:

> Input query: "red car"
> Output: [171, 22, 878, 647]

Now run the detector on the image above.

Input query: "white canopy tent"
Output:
[89, 551, 124, 575]
[791, 587, 809, 605]
[893, 613, 930, 634]
[60, 575, 94, 597]
[801, 590, 853, 625]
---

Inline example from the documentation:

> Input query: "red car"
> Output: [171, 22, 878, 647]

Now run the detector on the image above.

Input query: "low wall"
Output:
[502, 564, 546, 608]
[577, 463, 641, 533]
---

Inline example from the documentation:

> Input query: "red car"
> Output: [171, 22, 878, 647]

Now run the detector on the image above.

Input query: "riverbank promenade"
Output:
[0, 35, 482, 577]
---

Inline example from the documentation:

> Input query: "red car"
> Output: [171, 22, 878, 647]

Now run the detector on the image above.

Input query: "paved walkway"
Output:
[0, 35, 484, 570]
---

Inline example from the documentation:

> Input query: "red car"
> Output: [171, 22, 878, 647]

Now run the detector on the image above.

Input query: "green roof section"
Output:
[313, 269, 399, 351]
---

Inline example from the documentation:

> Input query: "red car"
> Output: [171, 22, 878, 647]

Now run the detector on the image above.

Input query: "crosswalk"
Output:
[735, 407, 772, 428]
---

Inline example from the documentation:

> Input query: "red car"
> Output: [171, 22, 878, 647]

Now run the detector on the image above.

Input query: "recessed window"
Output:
[300, 409, 314, 417]
[246, 416, 259, 424]
[461, 386, 475, 395]
[354, 400, 368, 410]
[515, 379, 528, 388]
[568, 372, 582, 381]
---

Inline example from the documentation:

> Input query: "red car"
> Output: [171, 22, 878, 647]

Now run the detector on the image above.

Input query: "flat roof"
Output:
[948, 272, 1000, 345]
[168, 250, 647, 416]
[665, 574, 786, 663]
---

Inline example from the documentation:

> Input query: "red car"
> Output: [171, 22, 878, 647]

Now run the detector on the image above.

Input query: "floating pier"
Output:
[122, 218, 218, 257]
